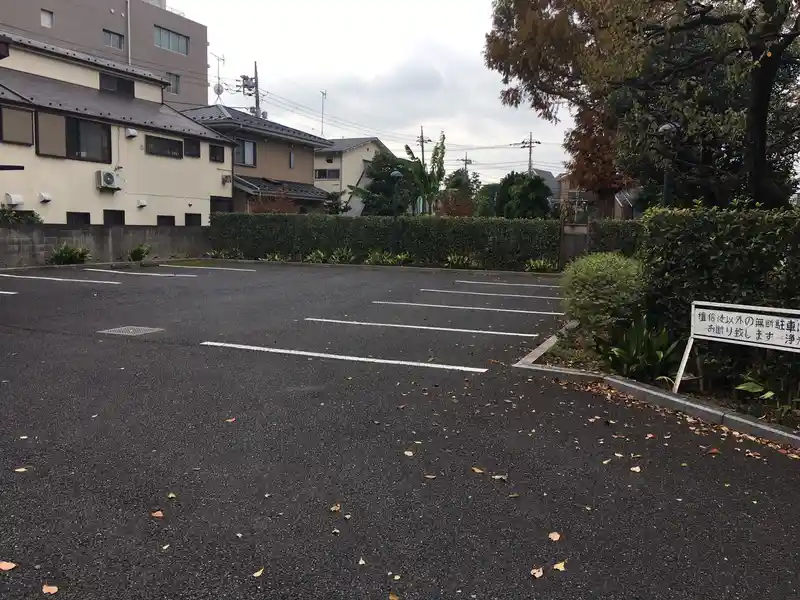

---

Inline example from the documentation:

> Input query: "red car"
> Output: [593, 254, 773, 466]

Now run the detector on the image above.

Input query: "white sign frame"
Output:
[674, 300, 800, 393]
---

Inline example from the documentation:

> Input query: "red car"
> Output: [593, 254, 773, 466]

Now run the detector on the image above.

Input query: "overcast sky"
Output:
[170, 0, 573, 182]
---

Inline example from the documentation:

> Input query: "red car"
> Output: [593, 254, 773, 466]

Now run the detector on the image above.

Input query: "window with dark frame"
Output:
[66, 117, 111, 163]
[99, 73, 134, 98]
[209, 144, 225, 163]
[157, 215, 176, 226]
[103, 29, 124, 50]
[165, 72, 180, 95]
[184, 139, 201, 158]
[234, 139, 256, 166]
[145, 135, 183, 159]
[103, 210, 125, 226]
[185, 213, 202, 226]
[315, 168, 340, 180]
[66, 212, 91, 226]
[154, 25, 189, 55]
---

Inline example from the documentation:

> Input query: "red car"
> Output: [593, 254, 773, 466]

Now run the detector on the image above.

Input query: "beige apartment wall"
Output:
[235, 137, 315, 184]
[0, 117, 232, 226]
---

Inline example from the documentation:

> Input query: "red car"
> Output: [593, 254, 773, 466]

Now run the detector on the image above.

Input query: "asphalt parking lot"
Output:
[1, 262, 798, 599]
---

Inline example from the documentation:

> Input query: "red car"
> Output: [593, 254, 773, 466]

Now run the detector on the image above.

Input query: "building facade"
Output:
[0, 0, 208, 108]
[0, 31, 233, 226]
[314, 137, 393, 216]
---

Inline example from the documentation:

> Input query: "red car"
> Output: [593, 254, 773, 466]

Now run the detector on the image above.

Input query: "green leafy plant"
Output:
[524, 258, 558, 273]
[0, 208, 43, 225]
[735, 378, 800, 420]
[364, 250, 392, 265]
[328, 247, 355, 264]
[128, 244, 151, 262]
[390, 252, 413, 266]
[595, 316, 683, 381]
[445, 254, 480, 269]
[262, 252, 288, 262]
[207, 248, 244, 259]
[304, 249, 328, 264]
[47, 243, 90, 265]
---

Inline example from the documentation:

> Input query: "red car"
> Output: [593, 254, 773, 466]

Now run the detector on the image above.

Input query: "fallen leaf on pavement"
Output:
[404, 450, 414, 457]
[330, 503, 341, 513]
[42, 585, 59, 594]
[161, 545, 170, 550]
[252, 568, 264, 578]
[614, 453, 623, 458]
[393, 574, 401, 580]
[0, 561, 17, 571]
[491, 474, 508, 481]
[224, 418, 236, 423]
[358, 557, 366, 566]
[389, 593, 400, 600]
[553, 561, 567, 572]
[332, 528, 340, 535]
[19, 436, 28, 440]
[531, 567, 544, 579]
[471, 467, 485, 474]
[508, 493, 520, 499]
[681, 462, 689, 467]
[548, 532, 561, 542]
[646, 433, 655, 440]
[167, 493, 177, 500]
[707, 448, 721, 455]
[630, 466, 642, 473]
[602, 459, 612, 465]
[151, 510, 164, 519]
[423, 474, 436, 479]
[13, 468, 27, 473]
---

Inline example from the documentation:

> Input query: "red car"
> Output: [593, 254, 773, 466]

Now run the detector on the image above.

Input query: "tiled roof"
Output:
[533, 168, 559, 198]
[0, 29, 166, 85]
[0, 67, 231, 143]
[234, 175, 328, 201]
[183, 105, 331, 148]
[317, 137, 383, 153]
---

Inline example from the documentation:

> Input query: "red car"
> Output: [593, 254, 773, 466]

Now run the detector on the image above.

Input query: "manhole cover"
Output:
[98, 326, 164, 336]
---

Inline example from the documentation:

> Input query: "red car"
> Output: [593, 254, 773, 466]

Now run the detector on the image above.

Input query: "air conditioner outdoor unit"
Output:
[3, 193, 23, 206]
[96, 170, 122, 191]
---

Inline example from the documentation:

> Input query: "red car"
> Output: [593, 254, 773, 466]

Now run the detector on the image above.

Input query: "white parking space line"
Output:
[305, 318, 540, 338]
[373, 301, 564, 316]
[84, 269, 197, 278]
[201, 341, 488, 373]
[420, 288, 562, 300]
[0, 291, 18, 295]
[160, 264, 257, 272]
[454, 280, 560, 289]
[0, 274, 121, 285]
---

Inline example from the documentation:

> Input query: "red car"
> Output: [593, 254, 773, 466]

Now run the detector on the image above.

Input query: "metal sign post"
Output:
[674, 301, 800, 393]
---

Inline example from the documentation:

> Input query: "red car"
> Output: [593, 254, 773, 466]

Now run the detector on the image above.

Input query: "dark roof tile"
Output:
[234, 175, 328, 201]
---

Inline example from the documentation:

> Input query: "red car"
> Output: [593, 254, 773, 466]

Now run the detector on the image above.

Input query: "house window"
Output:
[165, 72, 180, 95]
[209, 144, 225, 163]
[185, 213, 202, 226]
[103, 210, 125, 226]
[66, 117, 111, 163]
[99, 73, 134, 98]
[315, 169, 340, 180]
[103, 30, 124, 50]
[234, 139, 256, 166]
[157, 215, 176, 226]
[66, 212, 91, 226]
[154, 26, 189, 55]
[40, 9, 54, 28]
[145, 135, 183, 159]
[184, 139, 200, 158]
[0, 107, 34, 145]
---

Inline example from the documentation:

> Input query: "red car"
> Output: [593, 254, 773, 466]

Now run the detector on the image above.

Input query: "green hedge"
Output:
[209, 214, 560, 269]
[588, 220, 644, 256]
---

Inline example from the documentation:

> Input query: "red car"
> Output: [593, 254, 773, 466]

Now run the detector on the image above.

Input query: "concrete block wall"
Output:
[0, 225, 211, 267]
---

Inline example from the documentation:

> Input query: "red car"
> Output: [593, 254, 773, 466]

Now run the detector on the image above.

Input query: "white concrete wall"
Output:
[342, 142, 382, 216]
[0, 123, 232, 226]
[3, 46, 165, 100]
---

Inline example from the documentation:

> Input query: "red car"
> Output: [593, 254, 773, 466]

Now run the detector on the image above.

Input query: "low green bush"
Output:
[128, 244, 151, 262]
[304, 249, 327, 263]
[206, 248, 244, 259]
[262, 252, 288, 262]
[0, 208, 43, 225]
[588, 220, 644, 257]
[525, 258, 558, 273]
[47, 243, 90, 265]
[562, 252, 644, 337]
[595, 315, 683, 382]
[445, 254, 479, 269]
[328, 247, 355, 264]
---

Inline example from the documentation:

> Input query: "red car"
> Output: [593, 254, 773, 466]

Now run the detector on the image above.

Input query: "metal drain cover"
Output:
[98, 326, 164, 336]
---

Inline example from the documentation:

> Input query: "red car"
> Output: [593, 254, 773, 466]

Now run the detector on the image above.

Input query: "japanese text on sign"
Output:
[691, 304, 800, 351]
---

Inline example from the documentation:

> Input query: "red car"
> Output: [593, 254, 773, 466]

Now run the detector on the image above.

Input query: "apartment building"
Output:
[0, 31, 234, 226]
[0, 0, 208, 108]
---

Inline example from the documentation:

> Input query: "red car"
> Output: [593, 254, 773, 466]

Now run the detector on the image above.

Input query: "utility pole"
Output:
[417, 126, 432, 169]
[520, 132, 541, 176]
[320, 90, 327, 136]
[458, 153, 473, 175]
[253, 61, 260, 116]
[239, 63, 261, 117]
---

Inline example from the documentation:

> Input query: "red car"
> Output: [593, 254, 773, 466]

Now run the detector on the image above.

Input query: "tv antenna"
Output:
[211, 52, 226, 104]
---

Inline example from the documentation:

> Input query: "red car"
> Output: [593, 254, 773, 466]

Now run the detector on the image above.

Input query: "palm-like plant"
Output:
[404, 132, 446, 215]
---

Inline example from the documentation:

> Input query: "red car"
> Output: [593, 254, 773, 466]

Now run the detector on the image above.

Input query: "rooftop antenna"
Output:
[210, 52, 226, 104]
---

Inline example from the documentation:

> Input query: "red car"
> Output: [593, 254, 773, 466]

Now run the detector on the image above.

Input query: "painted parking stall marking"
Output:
[454, 280, 560, 289]
[373, 301, 564, 316]
[84, 269, 198, 278]
[161, 264, 258, 272]
[420, 288, 562, 300]
[0, 274, 121, 285]
[305, 318, 540, 338]
[0, 291, 18, 295]
[201, 342, 488, 373]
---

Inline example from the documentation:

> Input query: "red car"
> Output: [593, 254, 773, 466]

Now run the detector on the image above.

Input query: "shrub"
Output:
[0, 208, 43, 225]
[588, 220, 644, 257]
[262, 252, 288, 262]
[595, 315, 683, 382]
[304, 249, 327, 263]
[128, 244, 151, 262]
[391, 252, 413, 266]
[47, 243, 90, 265]
[208, 214, 559, 269]
[364, 250, 393, 266]
[562, 252, 644, 337]
[206, 248, 244, 259]
[525, 258, 558, 273]
[328, 247, 355, 264]
[445, 254, 480, 269]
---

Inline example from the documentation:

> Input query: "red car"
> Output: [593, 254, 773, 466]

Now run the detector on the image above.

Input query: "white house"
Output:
[0, 30, 234, 226]
[314, 137, 393, 216]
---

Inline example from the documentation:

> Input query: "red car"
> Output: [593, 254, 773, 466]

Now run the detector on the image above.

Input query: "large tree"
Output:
[351, 151, 416, 216]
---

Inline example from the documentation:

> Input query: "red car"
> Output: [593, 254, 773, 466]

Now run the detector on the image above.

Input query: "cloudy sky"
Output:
[170, 0, 573, 183]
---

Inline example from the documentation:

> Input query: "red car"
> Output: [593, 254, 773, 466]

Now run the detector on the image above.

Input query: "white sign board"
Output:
[674, 301, 800, 393]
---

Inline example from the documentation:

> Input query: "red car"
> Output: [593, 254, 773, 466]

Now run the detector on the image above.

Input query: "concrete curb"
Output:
[516, 320, 579, 366]
[0, 258, 200, 272]
[514, 332, 800, 448]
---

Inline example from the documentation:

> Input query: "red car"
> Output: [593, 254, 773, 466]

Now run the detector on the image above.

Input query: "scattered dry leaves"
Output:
[0, 561, 17, 571]
[252, 567, 264, 578]
[389, 593, 400, 600]
[602, 459, 612, 465]
[167, 493, 177, 500]
[471, 467, 485, 474]
[508, 493, 520, 499]
[150, 510, 164, 519]
[403, 450, 414, 457]
[358, 557, 366, 566]
[548, 532, 561, 542]
[330, 503, 341, 513]
[630, 466, 641, 473]
[423, 474, 437, 480]
[553, 561, 567, 572]
[491, 474, 508, 481]
[13, 468, 27, 473]
[531, 567, 544, 579]
[224, 418, 236, 423]
[42, 585, 59, 595]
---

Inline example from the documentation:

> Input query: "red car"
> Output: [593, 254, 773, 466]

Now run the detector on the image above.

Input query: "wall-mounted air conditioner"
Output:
[96, 170, 122, 191]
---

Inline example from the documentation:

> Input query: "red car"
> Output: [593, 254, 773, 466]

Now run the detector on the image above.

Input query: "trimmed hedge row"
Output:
[209, 214, 560, 269]
[588, 220, 644, 256]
